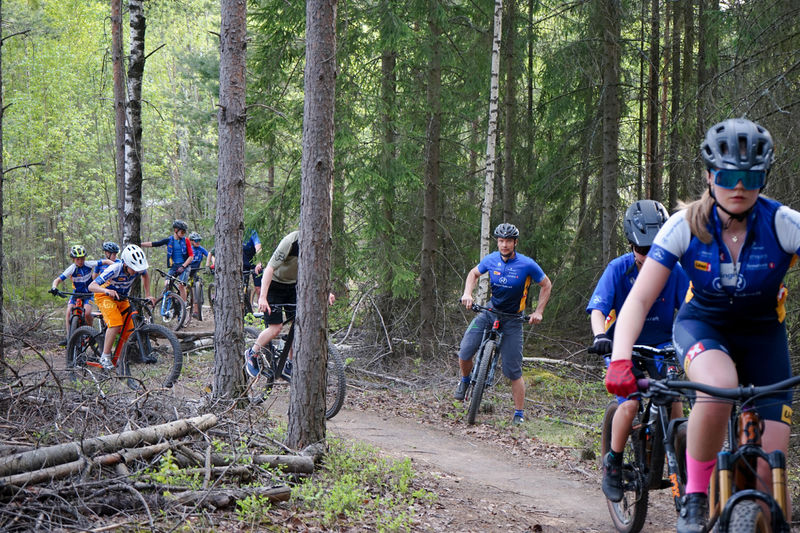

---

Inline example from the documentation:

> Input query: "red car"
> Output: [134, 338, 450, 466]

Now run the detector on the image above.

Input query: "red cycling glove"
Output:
[605, 359, 637, 398]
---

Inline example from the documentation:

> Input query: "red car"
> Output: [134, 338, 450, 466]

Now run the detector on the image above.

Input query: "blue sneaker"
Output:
[244, 347, 260, 378]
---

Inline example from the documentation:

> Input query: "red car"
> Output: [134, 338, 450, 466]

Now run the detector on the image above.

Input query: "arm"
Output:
[590, 309, 607, 336]
[257, 265, 275, 313]
[459, 266, 482, 309]
[528, 275, 552, 324]
[254, 242, 263, 274]
[89, 279, 118, 300]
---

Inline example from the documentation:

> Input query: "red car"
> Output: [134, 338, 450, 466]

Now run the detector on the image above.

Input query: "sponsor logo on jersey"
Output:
[782, 404, 793, 424]
[694, 260, 711, 272]
[683, 341, 705, 372]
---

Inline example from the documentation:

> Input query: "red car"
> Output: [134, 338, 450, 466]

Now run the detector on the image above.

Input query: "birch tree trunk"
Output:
[600, 0, 621, 264]
[213, 0, 247, 401]
[419, 0, 441, 347]
[122, 0, 145, 246]
[0, 0, 5, 369]
[112, 0, 125, 240]
[286, 0, 337, 450]
[477, 0, 503, 304]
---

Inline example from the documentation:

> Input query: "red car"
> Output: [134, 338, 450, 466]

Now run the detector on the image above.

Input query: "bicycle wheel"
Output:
[66, 325, 102, 377]
[601, 399, 649, 533]
[242, 284, 253, 317]
[325, 340, 347, 419]
[727, 499, 770, 533]
[466, 340, 494, 426]
[68, 314, 81, 341]
[645, 412, 665, 490]
[195, 278, 204, 321]
[184, 281, 194, 326]
[208, 281, 216, 311]
[118, 323, 183, 390]
[245, 327, 276, 403]
[153, 293, 186, 331]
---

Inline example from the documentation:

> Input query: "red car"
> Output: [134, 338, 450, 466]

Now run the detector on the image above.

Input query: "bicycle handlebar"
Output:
[156, 268, 187, 285]
[465, 302, 531, 322]
[637, 374, 800, 403]
[50, 289, 93, 299]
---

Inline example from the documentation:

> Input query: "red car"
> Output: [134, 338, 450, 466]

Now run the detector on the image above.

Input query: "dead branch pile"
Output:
[0, 369, 314, 531]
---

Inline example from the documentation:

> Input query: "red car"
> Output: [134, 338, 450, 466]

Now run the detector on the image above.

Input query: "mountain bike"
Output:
[184, 267, 207, 323]
[638, 374, 799, 533]
[596, 345, 687, 533]
[244, 304, 346, 419]
[153, 268, 187, 331]
[51, 289, 91, 346]
[462, 303, 530, 426]
[208, 268, 254, 318]
[66, 294, 183, 390]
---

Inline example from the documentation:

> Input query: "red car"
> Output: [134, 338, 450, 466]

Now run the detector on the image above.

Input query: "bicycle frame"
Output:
[468, 320, 503, 392]
[88, 297, 149, 369]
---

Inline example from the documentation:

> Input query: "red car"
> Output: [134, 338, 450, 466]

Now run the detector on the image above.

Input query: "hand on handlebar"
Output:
[605, 359, 637, 398]
[528, 311, 543, 325]
[49, 287, 60, 296]
[176, 265, 186, 275]
[105, 289, 121, 301]
[589, 333, 613, 355]
[460, 295, 474, 309]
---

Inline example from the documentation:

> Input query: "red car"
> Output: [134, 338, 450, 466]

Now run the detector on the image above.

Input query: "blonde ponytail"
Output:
[678, 189, 714, 244]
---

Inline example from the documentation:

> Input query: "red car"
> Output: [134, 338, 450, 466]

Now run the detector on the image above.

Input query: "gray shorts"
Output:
[457, 311, 524, 380]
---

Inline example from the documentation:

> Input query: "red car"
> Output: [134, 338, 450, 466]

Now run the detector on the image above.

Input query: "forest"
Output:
[2, 0, 800, 530]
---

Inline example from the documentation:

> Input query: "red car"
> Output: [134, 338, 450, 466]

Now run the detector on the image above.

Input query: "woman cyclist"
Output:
[605, 118, 797, 533]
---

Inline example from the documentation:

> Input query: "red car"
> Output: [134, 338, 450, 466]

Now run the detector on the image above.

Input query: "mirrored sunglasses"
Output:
[711, 168, 766, 190]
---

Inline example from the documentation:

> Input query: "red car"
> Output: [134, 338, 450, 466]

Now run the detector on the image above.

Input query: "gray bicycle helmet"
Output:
[188, 232, 202, 242]
[700, 118, 774, 172]
[623, 200, 669, 247]
[102, 241, 120, 253]
[173, 219, 188, 231]
[493, 223, 520, 239]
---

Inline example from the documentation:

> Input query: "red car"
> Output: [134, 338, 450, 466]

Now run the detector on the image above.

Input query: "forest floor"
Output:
[2, 304, 793, 531]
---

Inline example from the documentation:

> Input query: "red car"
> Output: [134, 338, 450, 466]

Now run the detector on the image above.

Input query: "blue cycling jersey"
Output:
[649, 196, 800, 323]
[587, 252, 689, 345]
[150, 235, 193, 267]
[190, 245, 209, 269]
[94, 262, 145, 296]
[59, 260, 102, 293]
[243, 230, 261, 267]
[477, 251, 546, 314]
[94, 258, 121, 275]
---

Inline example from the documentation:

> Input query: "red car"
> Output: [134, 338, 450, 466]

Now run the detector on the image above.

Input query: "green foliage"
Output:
[140, 450, 202, 489]
[235, 493, 272, 525]
[292, 438, 435, 530]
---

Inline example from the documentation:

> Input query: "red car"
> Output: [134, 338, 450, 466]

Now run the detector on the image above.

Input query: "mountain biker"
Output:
[587, 200, 689, 502]
[142, 219, 194, 304]
[89, 244, 154, 370]
[50, 245, 110, 345]
[455, 223, 552, 426]
[605, 118, 797, 533]
[188, 232, 210, 319]
[93, 241, 121, 279]
[244, 230, 335, 378]
[242, 229, 263, 303]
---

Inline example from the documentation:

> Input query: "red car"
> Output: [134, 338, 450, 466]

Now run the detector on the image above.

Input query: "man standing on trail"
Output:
[455, 223, 552, 426]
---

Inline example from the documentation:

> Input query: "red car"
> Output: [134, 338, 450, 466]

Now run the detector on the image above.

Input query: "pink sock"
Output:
[685, 451, 717, 495]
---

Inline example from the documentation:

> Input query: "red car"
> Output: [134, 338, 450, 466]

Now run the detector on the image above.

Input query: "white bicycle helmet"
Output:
[120, 244, 149, 272]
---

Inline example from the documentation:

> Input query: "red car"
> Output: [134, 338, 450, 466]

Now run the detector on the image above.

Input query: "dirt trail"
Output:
[327, 407, 678, 533]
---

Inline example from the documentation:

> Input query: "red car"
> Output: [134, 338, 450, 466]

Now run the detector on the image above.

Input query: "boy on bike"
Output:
[142, 219, 194, 303]
[455, 223, 552, 426]
[50, 245, 111, 345]
[93, 241, 121, 279]
[587, 200, 689, 502]
[89, 244, 154, 370]
[244, 230, 335, 377]
[187, 232, 209, 319]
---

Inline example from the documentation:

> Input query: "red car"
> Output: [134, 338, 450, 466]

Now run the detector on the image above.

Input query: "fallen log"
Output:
[252, 454, 314, 473]
[0, 414, 218, 478]
[522, 356, 598, 371]
[165, 485, 291, 509]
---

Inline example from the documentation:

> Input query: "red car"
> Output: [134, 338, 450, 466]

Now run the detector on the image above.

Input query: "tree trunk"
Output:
[112, 0, 125, 240]
[600, 0, 621, 264]
[419, 0, 443, 344]
[213, 0, 247, 401]
[0, 0, 4, 369]
[122, 0, 145, 247]
[286, 0, 337, 450]
[646, 0, 660, 201]
[501, 0, 516, 222]
[667, 0, 681, 211]
[477, 0, 503, 305]
[680, 0, 694, 199]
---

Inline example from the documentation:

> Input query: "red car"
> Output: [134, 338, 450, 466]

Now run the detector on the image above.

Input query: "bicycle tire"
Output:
[245, 327, 276, 403]
[68, 315, 81, 341]
[153, 293, 186, 331]
[66, 325, 102, 378]
[727, 499, 771, 533]
[646, 410, 665, 490]
[195, 278, 204, 321]
[184, 281, 194, 326]
[118, 323, 183, 390]
[601, 399, 649, 533]
[208, 282, 216, 312]
[242, 284, 253, 317]
[325, 340, 347, 419]
[466, 340, 494, 426]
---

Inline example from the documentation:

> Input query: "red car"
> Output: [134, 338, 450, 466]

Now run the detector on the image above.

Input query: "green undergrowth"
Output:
[292, 437, 436, 531]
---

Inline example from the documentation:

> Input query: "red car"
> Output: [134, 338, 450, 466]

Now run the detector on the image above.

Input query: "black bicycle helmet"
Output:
[188, 232, 202, 242]
[623, 200, 669, 247]
[173, 219, 188, 231]
[493, 223, 520, 239]
[102, 241, 120, 253]
[700, 118, 774, 172]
